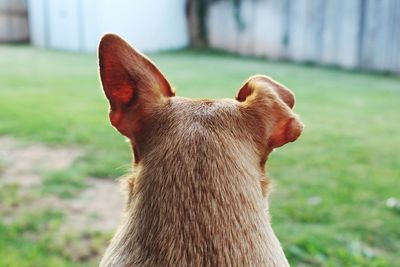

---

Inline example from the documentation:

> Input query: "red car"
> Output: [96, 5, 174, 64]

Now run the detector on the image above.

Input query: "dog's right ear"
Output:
[236, 75, 303, 152]
[98, 33, 175, 139]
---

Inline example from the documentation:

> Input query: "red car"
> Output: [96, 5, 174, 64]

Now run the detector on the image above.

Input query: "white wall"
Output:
[28, 0, 189, 52]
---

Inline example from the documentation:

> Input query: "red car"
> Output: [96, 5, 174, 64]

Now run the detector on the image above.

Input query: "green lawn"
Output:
[0, 45, 399, 266]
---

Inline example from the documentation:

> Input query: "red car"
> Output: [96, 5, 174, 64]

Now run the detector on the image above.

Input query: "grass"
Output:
[42, 168, 88, 198]
[0, 208, 81, 267]
[0, 45, 399, 266]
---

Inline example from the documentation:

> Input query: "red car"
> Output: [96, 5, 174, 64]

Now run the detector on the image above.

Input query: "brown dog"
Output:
[98, 34, 303, 267]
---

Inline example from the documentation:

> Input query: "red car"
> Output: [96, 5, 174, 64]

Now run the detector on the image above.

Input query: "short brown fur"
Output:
[98, 34, 303, 267]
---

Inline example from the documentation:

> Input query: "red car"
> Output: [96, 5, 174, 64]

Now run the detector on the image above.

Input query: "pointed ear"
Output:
[236, 75, 303, 150]
[98, 33, 175, 138]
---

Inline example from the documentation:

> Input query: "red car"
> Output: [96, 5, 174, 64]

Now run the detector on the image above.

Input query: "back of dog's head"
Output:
[98, 34, 303, 186]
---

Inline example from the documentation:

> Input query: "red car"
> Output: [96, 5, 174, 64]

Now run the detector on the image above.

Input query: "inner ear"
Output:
[99, 34, 175, 105]
[268, 116, 303, 149]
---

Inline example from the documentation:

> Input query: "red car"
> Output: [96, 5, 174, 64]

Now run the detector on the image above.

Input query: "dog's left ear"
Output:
[98, 33, 174, 138]
[236, 75, 303, 150]
[99, 34, 175, 162]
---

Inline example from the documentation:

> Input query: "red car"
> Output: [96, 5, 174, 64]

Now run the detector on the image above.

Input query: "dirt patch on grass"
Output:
[0, 136, 124, 232]
[0, 137, 81, 187]
[66, 178, 124, 232]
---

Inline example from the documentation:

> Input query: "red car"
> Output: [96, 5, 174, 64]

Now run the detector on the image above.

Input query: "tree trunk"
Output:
[186, 0, 208, 48]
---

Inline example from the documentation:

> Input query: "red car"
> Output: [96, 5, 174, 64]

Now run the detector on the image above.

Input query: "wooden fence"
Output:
[207, 0, 400, 74]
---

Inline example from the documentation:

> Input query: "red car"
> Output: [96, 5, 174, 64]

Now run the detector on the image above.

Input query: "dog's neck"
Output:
[100, 137, 289, 266]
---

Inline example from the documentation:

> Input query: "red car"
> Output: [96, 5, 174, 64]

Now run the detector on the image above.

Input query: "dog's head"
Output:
[98, 34, 303, 167]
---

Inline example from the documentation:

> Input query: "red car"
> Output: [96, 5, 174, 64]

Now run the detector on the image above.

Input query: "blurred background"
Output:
[0, 0, 399, 266]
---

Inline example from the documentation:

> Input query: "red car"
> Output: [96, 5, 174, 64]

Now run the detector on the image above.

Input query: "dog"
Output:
[98, 33, 303, 267]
